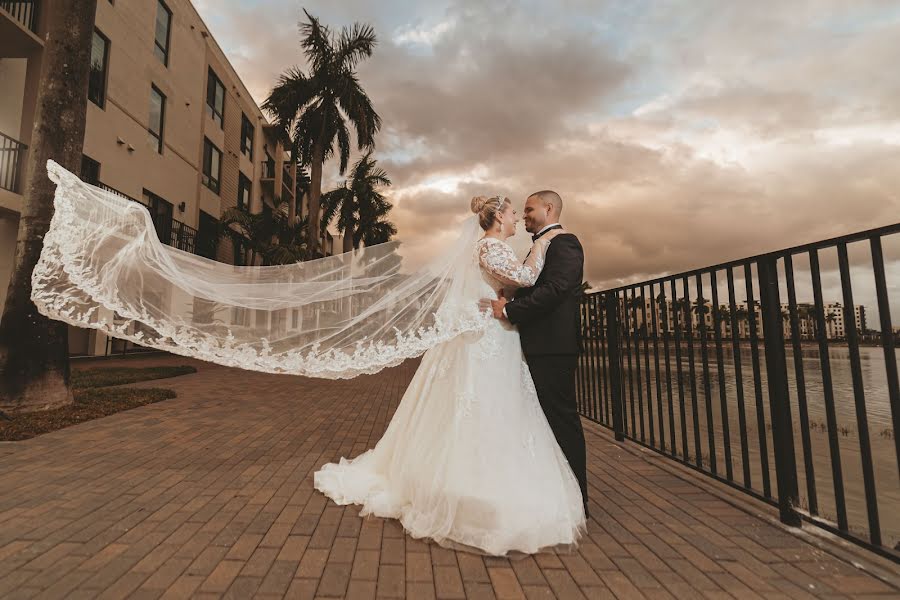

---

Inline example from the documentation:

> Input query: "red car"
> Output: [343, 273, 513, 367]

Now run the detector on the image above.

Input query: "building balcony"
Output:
[0, 1, 43, 57]
[98, 181, 199, 255]
[0, 131, 27, 194]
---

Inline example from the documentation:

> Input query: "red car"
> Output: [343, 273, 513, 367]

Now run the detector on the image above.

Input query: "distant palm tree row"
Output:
[221, 9, 395, 264]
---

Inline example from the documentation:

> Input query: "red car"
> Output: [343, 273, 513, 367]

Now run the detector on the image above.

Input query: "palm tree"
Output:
[355, 207, 396, 247]
[716, 305, 731, 337]
[263, 10, 382, 258]
[220, 196, 309, 266]
[0, 0, 98, 413]
[797, 304, 816, 338]
[321, 152, 393, 253]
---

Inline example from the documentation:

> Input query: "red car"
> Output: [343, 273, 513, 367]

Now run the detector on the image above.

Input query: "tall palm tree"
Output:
[0, 0, 98, 413]
[321, 152, 392, 253]
[263, 10, 382, 258]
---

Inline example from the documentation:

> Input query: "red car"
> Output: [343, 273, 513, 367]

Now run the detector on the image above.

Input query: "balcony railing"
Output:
[97, 181, 198, 255]
[99, 182, 141, 204]
[0, 0, 38, 33]
[578, 222, 900, 562]
[170, 219, 197, 254]
[0, 131, 27, 194]
[282, 164, 293, 191]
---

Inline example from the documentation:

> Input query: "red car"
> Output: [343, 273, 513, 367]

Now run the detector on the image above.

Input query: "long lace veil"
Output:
[31, 160, 490, 379]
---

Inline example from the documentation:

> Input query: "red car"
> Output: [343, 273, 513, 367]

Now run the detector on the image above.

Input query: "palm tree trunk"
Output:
[342, 229, 354, 253]
[0, 0, 97, 413]
[308, 144, 324, 258]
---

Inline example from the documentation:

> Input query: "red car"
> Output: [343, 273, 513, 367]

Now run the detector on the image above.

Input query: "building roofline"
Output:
[183, 0, 274, 127]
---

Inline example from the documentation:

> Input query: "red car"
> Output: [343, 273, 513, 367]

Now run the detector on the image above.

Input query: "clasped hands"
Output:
[478, 289, 508, 320]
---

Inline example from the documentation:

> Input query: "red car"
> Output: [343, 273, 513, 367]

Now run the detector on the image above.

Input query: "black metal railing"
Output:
[98, 182, 198, 254]
[99, 182, 140, 204]
[0, 0, 38, 33]
[0, 131, 28, 193]
[170, 219, 197, 254]
[578, 222, 900, 562]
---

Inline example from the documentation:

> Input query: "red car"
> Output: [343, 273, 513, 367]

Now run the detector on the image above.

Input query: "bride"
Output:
[314, 196, 585, 555]
[31, 162, 585, 556]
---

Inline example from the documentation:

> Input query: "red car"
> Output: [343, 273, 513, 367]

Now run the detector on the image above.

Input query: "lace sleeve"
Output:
[477, 238, 550, 288]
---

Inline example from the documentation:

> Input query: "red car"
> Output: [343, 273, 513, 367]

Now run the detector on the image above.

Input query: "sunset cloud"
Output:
[194, 0, 900, 308]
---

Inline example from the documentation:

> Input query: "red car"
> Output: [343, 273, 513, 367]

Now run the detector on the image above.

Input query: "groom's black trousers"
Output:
[525, 353, 588, 507]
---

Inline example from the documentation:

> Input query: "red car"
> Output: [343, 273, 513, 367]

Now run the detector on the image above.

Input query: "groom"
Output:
[483, 191, 588, 516]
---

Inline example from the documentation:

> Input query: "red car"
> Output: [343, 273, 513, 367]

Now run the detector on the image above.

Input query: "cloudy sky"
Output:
[194, 0, 900, 309]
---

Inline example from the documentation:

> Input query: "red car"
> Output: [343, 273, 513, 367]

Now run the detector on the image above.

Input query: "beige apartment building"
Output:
[0, 0, 333, 356]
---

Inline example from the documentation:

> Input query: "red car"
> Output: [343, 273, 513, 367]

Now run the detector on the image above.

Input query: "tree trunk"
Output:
[0, 0, 98, 414]
[308, 144, 324, 258]
[342, 228, 354, 254]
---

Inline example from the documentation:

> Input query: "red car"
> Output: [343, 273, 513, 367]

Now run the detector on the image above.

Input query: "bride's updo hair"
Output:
[471, 195, 510, 231]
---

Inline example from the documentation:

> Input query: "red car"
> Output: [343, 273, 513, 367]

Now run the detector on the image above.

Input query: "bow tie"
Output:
[532, 225, 561, 242]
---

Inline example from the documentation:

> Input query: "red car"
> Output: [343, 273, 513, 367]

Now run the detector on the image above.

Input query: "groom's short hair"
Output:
[529, 190, 563, 217]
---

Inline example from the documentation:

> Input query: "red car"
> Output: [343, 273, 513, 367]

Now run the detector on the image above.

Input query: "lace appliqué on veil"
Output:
[29, 162, 493, 380]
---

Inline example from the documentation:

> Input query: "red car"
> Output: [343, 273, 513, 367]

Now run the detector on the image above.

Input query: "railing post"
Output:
[758, 257, 801, 526]
[605, 292, 625, 441]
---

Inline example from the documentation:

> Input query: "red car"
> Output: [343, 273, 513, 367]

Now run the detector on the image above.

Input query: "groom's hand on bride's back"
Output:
[478, 290, 508, 320]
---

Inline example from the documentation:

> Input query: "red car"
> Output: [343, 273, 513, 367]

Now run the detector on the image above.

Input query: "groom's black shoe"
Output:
[584, 503, 590, 519]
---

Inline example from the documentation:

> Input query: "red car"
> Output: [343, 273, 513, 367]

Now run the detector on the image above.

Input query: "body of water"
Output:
[577, 341, 899, 549]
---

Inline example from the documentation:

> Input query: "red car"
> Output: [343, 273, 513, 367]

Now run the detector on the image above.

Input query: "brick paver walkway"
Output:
[0, 354, 897, 599]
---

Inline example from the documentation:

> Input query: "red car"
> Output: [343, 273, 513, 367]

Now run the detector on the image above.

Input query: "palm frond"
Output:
[336, 22, 377, 69]
[299, 10, 333, 71]
[335, 76, 381, 149]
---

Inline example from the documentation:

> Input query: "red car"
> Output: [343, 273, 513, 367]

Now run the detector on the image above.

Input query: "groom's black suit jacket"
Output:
[505, 227, 584, 356]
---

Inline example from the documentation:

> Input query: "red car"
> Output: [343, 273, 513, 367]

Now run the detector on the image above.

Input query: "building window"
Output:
[148, 85, 166, 154]
[197, 210, 219, 259]
[154, 1, 172, 65]
[142, 189, 173, 245]
[202, 137, 222, 194]
[80, 155, 100, 185]
[206, 68, 225, 128]
[88, 29, 109, 108]
[240, 113, 254, 159]
[237, 172, 251, 210]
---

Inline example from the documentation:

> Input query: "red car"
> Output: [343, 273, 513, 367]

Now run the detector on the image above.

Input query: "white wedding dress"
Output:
[29, 162, 584, 556]
[314, 236, 587, 556]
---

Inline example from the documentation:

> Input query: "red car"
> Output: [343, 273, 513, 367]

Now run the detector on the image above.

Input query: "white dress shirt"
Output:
[534, 223, 561, 238]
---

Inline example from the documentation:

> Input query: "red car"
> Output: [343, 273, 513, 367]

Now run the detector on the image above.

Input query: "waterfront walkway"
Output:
[0, 354, 897, 599]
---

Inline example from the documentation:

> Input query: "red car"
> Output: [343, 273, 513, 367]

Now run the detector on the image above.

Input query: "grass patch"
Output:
[0, 364, 196, 441]
[0, 387, 176, 441]
[71, 365, 196, 389]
